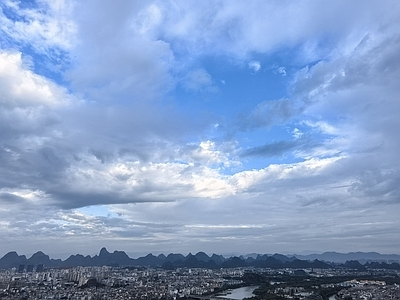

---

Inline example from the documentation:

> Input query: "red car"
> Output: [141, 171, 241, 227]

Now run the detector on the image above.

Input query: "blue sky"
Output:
[1, 0, 400, 258]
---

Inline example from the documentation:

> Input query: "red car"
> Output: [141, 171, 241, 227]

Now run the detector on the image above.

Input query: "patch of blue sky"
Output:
[0, 33, 15, 50]
[11, 0, 38, 10]
[204, 54, 289, 98]
[78, 205, 120, 218]
[236, 126, 303, 166]
[237, 124, 294, 147]
[18, 44, 71, 85]
[233, 111, 341, 168]
[170, 51, 314, 173]
[0, 0, 44, 28]
[0, 2, 25, 23]
[0, 4, 70, 86]
[172, 53, 289, 120]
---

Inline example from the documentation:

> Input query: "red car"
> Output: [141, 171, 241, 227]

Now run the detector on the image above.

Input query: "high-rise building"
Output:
[18, 265, 25, 273]
[27, 265, 34, 272]
[36, 264, 44, 272]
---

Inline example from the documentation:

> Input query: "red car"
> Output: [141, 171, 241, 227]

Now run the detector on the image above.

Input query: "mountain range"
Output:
[1, 248, 400, 270]
[294, 251, 400, 264]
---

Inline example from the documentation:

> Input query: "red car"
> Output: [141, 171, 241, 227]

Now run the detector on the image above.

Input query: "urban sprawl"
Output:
[1, 264, 400, 300]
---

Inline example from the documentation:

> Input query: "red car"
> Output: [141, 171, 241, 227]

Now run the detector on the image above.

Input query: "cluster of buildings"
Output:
[266, 279, 398, 300]
[335, 281, 400, 300]
[1, 265, 400, 299]
[0, 266, 243, 299]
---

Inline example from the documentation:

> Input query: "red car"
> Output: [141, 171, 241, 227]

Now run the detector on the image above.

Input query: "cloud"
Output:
[287, 32, 400, 207]
[276, 66, 286, 76]
[0, 0, 76, 55]
[238, 98, 302, 131]
[1, 0, 400, 255]
[0, 51, 73, 108]
[349, 169, 400, 203]
[241, 137, 318, 158]
[248, 60, 261, 72]
[0, 50, 74, 186]
[154, 1, 400, 61]
[292, 128, 303, 139]
[42, 139, 242, 209]
[64, 0, 174, 103]
[181, 68, 218, 93]
[293, 33, 400, 102]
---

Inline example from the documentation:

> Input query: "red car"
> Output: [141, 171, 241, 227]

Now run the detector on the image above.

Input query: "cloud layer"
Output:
[0, 0, 400, 257]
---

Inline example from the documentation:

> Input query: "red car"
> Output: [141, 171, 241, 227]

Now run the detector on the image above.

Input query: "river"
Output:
[213, 285, 259, 300]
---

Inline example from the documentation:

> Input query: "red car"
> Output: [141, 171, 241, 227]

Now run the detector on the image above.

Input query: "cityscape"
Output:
[1, 1, 400, 299]
[1, 248, 400, 299]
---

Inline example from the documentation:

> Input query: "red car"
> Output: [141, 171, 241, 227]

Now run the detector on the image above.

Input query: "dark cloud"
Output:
[0, 192, 25, 204]
[48, 190, 176, 210]
[348, 169, 400, 203]
[241, 137, 318, 158]
[237, 98, 303, 131]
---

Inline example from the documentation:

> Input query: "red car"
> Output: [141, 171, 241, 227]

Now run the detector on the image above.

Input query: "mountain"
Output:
[63, 254, 92, 267]
[365, 261, 400, 270]
[134, 253, 163, 266]
[165, 253, 185, 262]
[0, 251, 27, 269]
[1, 249, 400, 270]
[90, 248, 134, 266]
[195, 251, 211, 262]
[287, 259, 331, 269]
[249, 256, 283, 268]
[255, 254, 269, 261]
[28, 251, 51, 266]
[272, 253, 297, 263]
[341, 260, 366, 271]
[210, 254, 225, 264]
[26, 251, 63, 268]
[0, 251, 65, 269]
[161, 253, 218, 269]
[294, 251, 400, 263]
[158, 254, 167, 260]
[221, 257, 246, 268]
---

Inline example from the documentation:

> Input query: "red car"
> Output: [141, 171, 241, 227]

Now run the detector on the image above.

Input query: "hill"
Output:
[1, 249, 400, 270]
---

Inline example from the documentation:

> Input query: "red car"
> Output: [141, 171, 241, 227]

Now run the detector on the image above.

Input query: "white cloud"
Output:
[57, 143, 238, 204]
[292, 128, 303, 139]
[303, 120, 339, 135]
[184, 140, 239, 168]
[65, 0, 174, 103]
[0, 0, 76, 53]
[0, 134, 343, 209]
[0, 51, 73, 108]
[239, 98, 301, 130]
[276, 66, 286, 76]
[1, 0, 400, 255]
[154, 1, 400, 61]
[248, 60, 261, 72]
[181, 68, 217, 93]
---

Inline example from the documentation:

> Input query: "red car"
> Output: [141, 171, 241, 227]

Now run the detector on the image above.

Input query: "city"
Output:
[1, 1, 400, 299]
[1, 261, 400, 299]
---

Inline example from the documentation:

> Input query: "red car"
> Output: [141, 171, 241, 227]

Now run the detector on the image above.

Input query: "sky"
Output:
[1, 0, 400, 259]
